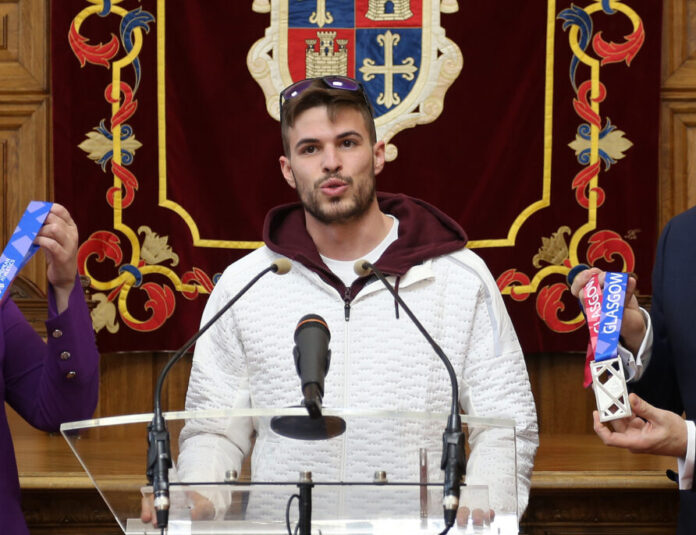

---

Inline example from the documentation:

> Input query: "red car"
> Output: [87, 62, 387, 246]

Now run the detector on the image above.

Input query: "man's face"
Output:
[279, 106, 385, 225]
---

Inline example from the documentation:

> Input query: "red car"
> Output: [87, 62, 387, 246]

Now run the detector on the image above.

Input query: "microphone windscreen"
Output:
[295, 314, 330, 340]
[271, 258, 292, 275]
[353, 260, 372, 277]
[567, 264, 589, 286]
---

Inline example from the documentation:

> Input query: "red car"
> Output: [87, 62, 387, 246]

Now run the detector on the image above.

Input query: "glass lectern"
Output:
[61, 408, 519, 534]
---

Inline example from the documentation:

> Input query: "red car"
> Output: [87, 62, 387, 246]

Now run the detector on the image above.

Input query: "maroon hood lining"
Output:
[262, 192, 468, 299]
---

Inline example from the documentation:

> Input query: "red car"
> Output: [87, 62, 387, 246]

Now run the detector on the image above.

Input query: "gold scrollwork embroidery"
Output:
[532, 226, 571, 268]
[138, 226, 180, 266]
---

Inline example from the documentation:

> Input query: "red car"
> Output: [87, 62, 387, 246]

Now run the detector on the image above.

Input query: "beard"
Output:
[295, 171, 376, 224]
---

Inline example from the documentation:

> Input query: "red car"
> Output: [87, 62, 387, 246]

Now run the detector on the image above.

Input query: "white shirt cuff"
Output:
[678, 420, 695, 490]
[618, 308, 652, 382]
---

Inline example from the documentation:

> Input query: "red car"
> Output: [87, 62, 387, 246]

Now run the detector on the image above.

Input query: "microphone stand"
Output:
[355, 261, 466, 535]
[146, 260, 290, 531]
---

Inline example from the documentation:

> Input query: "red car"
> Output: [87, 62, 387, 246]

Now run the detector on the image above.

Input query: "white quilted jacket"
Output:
[177, 244, 538, 520]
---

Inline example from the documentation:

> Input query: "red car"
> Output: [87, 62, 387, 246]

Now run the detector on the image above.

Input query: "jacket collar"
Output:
[263, 192, 468, 297]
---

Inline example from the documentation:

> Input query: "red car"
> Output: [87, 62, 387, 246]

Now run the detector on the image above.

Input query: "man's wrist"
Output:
[622, 323, 646, 357]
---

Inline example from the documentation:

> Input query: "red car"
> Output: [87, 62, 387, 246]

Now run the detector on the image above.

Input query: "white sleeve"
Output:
[618, 308, 653, 382]
[678, 420, 695, 490]
[175, 271, 254, 517]
[458, 268, 538, 519]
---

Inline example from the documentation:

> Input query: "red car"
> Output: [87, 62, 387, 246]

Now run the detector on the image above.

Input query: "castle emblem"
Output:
[248, 0, 462, 161]
[305, 31, 348, 77]
[366, 0, 414, 21]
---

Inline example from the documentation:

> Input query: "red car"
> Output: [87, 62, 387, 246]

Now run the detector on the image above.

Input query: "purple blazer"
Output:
[0, 279, 99, 534]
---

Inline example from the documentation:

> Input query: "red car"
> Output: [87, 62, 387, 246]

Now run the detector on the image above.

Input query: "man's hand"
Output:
[140, 494, 156, 526]
[140, 491, 215, 527]
[34, 203, 79, 313]
[570, 267, 646, 355]
[457, 506, 495, 528]
[594, 393, 688, 458]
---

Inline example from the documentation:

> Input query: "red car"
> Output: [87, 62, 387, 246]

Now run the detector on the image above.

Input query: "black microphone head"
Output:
[353, 260, 372, 277]
[295, 313, 330, 341]
[567, 264, 589, 287]
[294, 314, 331, 410]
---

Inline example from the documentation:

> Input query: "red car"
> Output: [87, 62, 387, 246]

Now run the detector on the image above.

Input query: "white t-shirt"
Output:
[320, 215, 399, 287]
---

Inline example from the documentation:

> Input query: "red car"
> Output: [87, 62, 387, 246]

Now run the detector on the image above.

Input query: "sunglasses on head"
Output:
[279, 76, 374, 119]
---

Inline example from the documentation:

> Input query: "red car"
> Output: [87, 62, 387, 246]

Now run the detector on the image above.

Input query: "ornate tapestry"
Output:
[51, 1, 661, 353]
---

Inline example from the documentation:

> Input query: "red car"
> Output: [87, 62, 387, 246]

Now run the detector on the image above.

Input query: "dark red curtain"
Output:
[52, 1, 661, 353]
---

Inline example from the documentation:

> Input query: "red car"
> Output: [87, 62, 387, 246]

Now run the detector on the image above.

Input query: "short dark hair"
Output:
[280, 79, 377, 155]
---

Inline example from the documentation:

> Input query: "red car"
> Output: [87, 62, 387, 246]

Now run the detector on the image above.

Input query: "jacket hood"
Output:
[263, 192, 468, 292]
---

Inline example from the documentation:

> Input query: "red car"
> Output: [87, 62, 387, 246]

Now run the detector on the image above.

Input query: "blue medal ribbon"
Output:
[0, 201, 53, 300]
[594, 271, 628, 362]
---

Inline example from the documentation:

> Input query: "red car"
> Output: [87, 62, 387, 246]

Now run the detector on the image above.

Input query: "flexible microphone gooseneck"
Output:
[353, 260, 466, 534]
[146, 259, 292, 530]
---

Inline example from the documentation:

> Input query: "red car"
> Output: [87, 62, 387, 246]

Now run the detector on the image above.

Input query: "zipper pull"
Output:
[344, 286, 351, 321]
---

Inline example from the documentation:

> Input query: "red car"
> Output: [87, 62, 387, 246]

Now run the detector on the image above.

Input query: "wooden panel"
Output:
[525, 353, 596, 435]
[662, 0, 690, 83]
[0, 95, 50, 292]
[661, 0, 696, 227]
[0, 3, 18, 61]
[0, 0, 46, 91]
[522, 489, 678, 535]
[160, 352, 193, 412]
[93, 352, 192, 421]
[660, 101, 696, 227]
[95, 353, 157, 420]
[22, 489, 122, 535]
[534, 434, 676, 473]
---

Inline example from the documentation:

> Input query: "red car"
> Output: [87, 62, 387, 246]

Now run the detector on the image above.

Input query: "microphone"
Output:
[293, 314, 331, 419]
[270, 314, 345, 441]
[353, 260, 466, 534]
[146, 258, 291, 529]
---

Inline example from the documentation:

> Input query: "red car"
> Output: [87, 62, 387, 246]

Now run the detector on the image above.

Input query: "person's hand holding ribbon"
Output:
[34, 203, 79, 313]
[570, 267, 646, 356]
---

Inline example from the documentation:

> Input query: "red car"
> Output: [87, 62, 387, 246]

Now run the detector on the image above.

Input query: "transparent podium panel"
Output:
[61, 409, 519, 534]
